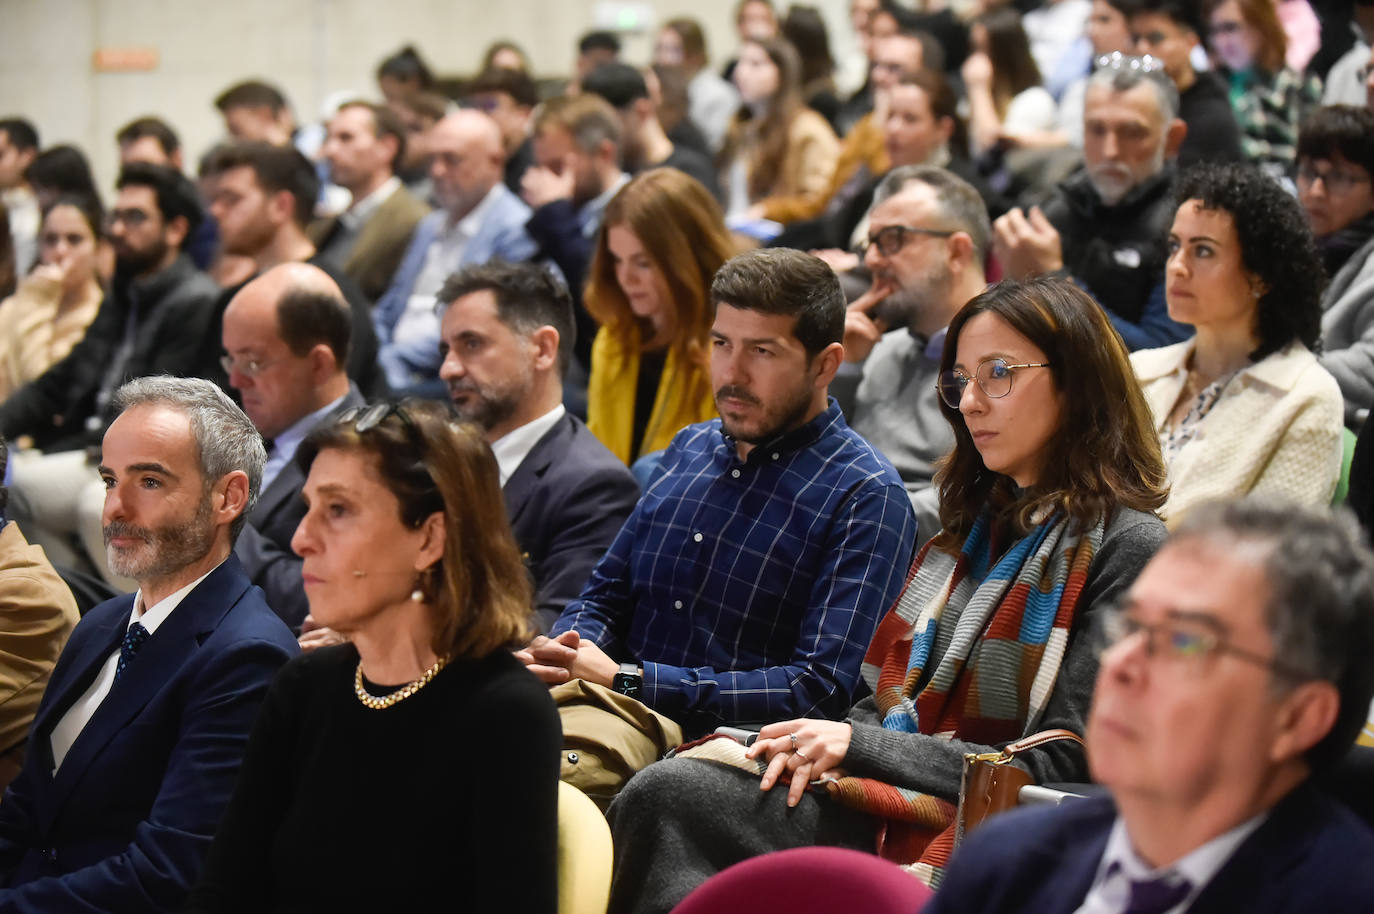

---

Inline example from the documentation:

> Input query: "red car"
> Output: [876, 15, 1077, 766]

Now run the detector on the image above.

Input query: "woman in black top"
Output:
[186, 400, 560, 913]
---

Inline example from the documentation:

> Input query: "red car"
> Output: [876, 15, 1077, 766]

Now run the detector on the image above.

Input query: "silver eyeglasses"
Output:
[1098, 606, 1313, 681]
[936, 358, 1051, 409]
[219, 355, 283, 379]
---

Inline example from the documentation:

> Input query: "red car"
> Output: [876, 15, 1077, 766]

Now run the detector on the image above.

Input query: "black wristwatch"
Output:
[611, 662, 643, 700]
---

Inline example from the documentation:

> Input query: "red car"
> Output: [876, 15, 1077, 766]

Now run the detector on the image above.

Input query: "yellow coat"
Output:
[0, 275, 101, 402]
[586, 326, 717, 464]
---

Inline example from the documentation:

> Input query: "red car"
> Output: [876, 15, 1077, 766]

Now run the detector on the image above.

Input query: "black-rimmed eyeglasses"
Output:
[855, 224, 955, 259]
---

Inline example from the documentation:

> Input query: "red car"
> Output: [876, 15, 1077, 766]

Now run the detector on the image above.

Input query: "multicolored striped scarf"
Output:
[828, 507, 1103, 884]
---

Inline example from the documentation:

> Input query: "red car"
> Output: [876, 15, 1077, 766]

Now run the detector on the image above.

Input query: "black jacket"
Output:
[0, 254, 219, 451]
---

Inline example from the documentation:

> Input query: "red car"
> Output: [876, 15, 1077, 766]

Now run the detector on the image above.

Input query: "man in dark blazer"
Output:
[310, 101, 431, 303]
[438, 261, 638, 633]
[223, 263, 366, 632]
[0, 377, 297, 912]
[928, 500, 1374, 913]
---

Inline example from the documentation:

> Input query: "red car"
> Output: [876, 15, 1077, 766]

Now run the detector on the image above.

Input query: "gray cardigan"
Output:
[1320, 234, 1374, 425]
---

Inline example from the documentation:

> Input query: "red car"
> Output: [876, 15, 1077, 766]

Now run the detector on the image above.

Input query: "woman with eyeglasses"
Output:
[1132, 162, 1344, 529]
[1295, 105, 1374, 426]
[186, 400, 560, 913]
[604, 278, 1168, 909]
[584, 168, 738, 466]
[0, 195, 104, 401]
[1205, 0, 1320, 175]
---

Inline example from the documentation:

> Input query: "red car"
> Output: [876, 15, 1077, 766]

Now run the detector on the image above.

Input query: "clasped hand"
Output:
[514, 630, 619, 687]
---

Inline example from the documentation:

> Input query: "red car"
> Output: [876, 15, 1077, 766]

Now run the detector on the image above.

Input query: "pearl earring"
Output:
[411, 589, 424, 603]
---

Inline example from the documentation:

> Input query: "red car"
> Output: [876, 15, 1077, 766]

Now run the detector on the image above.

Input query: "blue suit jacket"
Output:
[925, 781, 1374, 914]
[372, 186, 537, 391]
[504, 413, 640, 634]
[0, 555, 298, 913]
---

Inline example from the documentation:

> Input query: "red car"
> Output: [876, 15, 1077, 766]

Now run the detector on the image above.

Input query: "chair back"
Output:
[671, 846, 934, 914]
[558, 780, 613, 914]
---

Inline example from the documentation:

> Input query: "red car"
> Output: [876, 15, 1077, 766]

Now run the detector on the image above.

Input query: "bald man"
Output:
[225, 263, 364, 630]
[372, 110, 539, 395]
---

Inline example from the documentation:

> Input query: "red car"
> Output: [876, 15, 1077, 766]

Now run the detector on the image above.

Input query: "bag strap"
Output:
[1000, 728, 1084, 758]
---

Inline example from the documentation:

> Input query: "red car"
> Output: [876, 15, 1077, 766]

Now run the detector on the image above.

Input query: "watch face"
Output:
[612, 672, 641, 699]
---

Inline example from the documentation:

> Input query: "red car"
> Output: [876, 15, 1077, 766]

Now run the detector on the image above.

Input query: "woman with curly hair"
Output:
[1132, 162, 1344, 527]
[584, 168, 739, 464]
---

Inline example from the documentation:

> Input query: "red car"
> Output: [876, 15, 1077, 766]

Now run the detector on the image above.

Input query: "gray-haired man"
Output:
[0, 377, 298, 912]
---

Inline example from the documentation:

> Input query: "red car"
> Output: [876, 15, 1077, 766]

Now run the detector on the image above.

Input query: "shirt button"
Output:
[674, 600, 683, 609]
[771, 452, 780, 460]
[731, 469, 741, 478]
[693, 532, 703, 542]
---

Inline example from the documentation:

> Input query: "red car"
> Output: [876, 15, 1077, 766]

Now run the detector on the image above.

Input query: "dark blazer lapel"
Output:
[31, 604, 129, 743]
[503, 416, 568, 531]
[44, 557, 250, 811]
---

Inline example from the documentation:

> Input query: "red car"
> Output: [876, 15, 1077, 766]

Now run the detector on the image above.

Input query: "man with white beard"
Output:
[992, 60, 1191, 351]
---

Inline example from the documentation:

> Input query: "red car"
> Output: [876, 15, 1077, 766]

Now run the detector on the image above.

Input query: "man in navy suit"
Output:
[929, 499, 1374, 913]
[224, 262, 366, 631]
[0, 377, 298, 912]
[438, 260, 639, 633]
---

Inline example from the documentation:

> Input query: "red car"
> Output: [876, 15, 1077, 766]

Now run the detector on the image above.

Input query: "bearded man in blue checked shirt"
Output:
[518, 247, 918, 736]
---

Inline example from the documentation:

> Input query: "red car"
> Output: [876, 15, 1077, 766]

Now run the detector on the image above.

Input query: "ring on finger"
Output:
[794, 748, 811, 763]
[788, 732, 799, 748]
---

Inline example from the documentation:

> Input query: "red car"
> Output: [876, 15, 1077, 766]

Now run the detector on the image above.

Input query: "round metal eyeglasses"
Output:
[936, 358, 1051, 409]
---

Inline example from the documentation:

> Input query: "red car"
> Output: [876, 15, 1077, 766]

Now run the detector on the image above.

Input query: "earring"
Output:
[411, 588, 425, 603]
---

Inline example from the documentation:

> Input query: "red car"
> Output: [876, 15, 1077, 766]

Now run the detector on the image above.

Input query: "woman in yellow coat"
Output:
[584, 168, 738, 464]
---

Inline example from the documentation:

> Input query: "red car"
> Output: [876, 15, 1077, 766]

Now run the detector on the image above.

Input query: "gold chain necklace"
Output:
[353, 654, 450, 710]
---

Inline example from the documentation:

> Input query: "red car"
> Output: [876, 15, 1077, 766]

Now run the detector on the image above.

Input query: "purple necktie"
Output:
[1123, 873, 1192, 914]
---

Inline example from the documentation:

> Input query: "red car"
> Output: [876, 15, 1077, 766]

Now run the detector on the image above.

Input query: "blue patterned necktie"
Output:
[114, 622, 150, 682]
[1122, 872, 1192, 914]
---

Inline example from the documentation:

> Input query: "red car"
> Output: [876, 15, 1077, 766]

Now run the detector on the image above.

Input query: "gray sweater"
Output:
[842, 506, 1167, 801]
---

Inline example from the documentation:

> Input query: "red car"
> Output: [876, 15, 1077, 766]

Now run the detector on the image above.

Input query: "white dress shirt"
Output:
[1072, 812, 1267, 914]
[489, 405, 565, 487]
[49, 565, 220, 772]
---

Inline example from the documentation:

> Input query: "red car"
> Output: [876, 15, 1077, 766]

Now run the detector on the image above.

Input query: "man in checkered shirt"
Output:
[519, 248, 918, 735]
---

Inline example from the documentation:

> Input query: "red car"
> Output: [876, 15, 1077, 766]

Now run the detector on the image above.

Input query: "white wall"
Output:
[0, 0, 857, 196]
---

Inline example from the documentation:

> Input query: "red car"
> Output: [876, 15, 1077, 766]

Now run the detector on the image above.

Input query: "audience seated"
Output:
[1132, 163, 1344, 527]
[116, 117, 219, 272]
[964, 8, 1057, 157]
[721, 0, 782, 83]
[1128, 0, 1246, 168]
[184, 400, 559, 913]
[0, 195, 103, 401]
[1024, 0, 1093, 97]
[756, 29, 925, 227]
[582, 63, 721, 199]
[519, 248, 917, 736]
[0, 377, 298, 912]
[213, 80, 307, 155]
[1295, 105, 1374, 426]
[781, 6, 843, 133]
[719, 37, 840, 223]
[310, 101, 430, 303]
[386, 88, 447, 201]
[575, 30, 622, 90]
[584, 168, 736, 464]
[654, 17, 740, 155]
[480, 38, 533, 76]
[222, 264, 365, 631]
[1, 163, 218, 585]
[0, 119, 40, 277]
[832, 165, 987, 540]
[437, 262, 638, 632]
[463, 67, 539, 195]
[0, 439, 79, 792]
[928, 498, 1374, 913]
[1320, 2, 1374, 107]
[372, 110, 536, 395]
[995, 56, 1192, 351]
[198, 141, 385, 397]
[606, 278, 1168, 910]
[23, 146, 100, 215]
[1204, 0, 1320, 175]
[646, 63, 714, 160]
[521, 94, 630, 380]
[1055, 0, 1138, 148]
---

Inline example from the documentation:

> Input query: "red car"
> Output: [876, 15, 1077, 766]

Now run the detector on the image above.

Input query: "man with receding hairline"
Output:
[223, 263, 364, 631]
[372, 110, 538, 394]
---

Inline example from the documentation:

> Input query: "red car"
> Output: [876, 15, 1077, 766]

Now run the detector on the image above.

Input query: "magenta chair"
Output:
[670, 846, 934, 914]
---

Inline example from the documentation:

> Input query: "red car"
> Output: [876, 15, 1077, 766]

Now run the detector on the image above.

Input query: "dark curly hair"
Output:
[1174, 163, 1324, 360]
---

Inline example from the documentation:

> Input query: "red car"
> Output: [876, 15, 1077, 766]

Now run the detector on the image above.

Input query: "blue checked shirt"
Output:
[552, 400, 918, 729]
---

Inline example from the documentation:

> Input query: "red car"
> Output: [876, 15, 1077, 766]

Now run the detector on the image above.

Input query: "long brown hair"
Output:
[976, 7, 1043, 118]
[1208, 0, 1287, 73]
[719, 36, 805, 200]
[585, 167, 737, 367]
[931, 279, 1167, 552]
[299, 401, 534, 659]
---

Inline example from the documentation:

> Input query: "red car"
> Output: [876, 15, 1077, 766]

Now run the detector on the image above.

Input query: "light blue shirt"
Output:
[261, 392, 349, 492]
